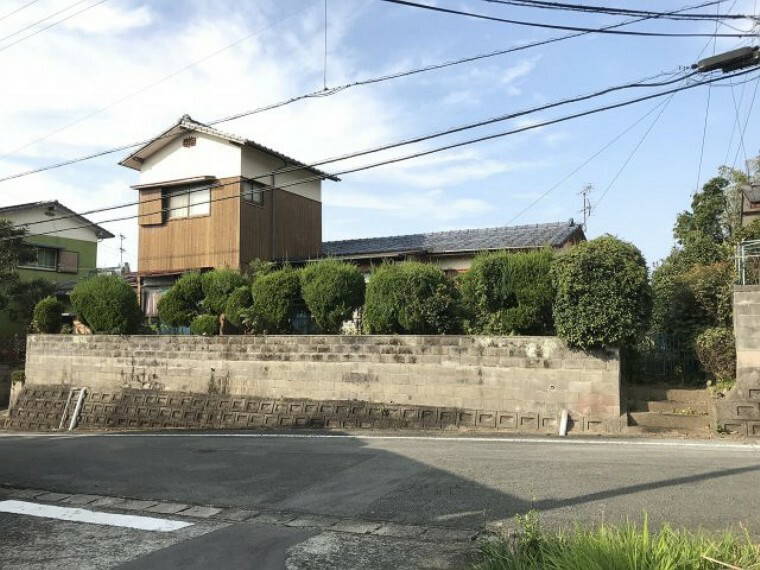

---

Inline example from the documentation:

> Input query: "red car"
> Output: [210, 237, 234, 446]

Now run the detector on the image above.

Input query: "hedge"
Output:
[300, 259, 365, 333]
[202, 269, 248, 315]
[224, 286, 253, 328]
[695, 327, 735, 383]
[459, 249, 554, 335]
[363, 262, 460, 334]
[249, 267, 302, 333]
[70, 274, 142, 334]
[32, 295, 63, 333]
[190, 314, 219, 336]
[157, 272, 204, 327]
[551, 236, 651, 349]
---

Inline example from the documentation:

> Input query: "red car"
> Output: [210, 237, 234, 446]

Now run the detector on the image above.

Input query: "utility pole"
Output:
[579, 184, 593, 232]
[118, 233, 126, 268]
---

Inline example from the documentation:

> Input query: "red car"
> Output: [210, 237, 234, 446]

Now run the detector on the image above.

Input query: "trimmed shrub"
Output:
[157, 272, 204, 327]
[300, 259, 365, 333]
[190, 314, 219, 336]
[70, 274, 142, 334]
[459, 249, 554, 335]
[696, 327, 735, 383]
[551, 236, 651, 349]
[201, 269, 248, 315]
[32, 295, 63, 333]
[224, 286, 253, 328]
[249, 267, 302, 333]
[363, 262, 460, 334]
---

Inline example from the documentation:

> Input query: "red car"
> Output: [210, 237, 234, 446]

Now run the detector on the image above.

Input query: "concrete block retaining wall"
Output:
[12, 334, 621, 433]
[716, 286, 760, 436]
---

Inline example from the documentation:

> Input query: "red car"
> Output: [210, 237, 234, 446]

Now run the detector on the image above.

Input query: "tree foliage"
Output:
[552, 236, 651, 349]
[3, 278, 56, 327]
[190, 314, 219, 336]
[224, 286, 253, 329]
[695, 327, 735, 383]
[459, 249, 554, 335]
[363, 262, 460, 334]
[249, 267, 302, 333]
[157, 272, 204, 327]
[70, 274, 142, 334]
[300, 259, 365, 333]
[32, 295, 63, 333]
[201, 269, 248, 315]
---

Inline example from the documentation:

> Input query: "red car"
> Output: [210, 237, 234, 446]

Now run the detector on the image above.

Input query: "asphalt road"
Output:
[0, 432, 758, 568]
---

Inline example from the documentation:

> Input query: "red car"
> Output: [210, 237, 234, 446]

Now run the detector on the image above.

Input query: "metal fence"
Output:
[622, 333, 704, 385]
[736, 239, 760, 285]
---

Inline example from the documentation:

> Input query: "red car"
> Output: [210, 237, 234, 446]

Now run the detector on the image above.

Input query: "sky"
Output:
[0, 0, 758, 271]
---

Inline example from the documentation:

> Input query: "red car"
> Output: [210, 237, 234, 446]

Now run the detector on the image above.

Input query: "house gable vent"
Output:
[182, 136, 197, 148]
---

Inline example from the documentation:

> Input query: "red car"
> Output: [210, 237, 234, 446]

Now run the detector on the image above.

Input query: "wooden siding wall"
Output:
[239, 188, 321, 265]
[138, 177, 241, 273]
[138, 188, 163, 226]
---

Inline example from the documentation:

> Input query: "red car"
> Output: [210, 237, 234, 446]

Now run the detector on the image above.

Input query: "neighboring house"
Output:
[0, 200, 114, 333]
[742, 184, 760, 227]
[119, 115, 336, 315]
[321, 220, 586, 275]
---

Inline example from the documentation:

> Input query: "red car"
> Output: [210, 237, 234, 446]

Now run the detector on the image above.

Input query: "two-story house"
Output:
[0, 200, 114, 332]
[119, 115, 336, 313]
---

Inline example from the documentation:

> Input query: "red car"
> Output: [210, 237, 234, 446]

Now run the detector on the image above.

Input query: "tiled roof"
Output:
[321, 221, 583, 258]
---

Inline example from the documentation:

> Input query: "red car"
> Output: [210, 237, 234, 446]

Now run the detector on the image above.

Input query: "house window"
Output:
[243, 180, 264, 205]
[166, 186, 210, 219]
[23, 246, 58, 270]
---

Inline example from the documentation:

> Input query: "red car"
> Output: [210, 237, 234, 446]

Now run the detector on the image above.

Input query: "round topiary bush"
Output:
[363, 262, 460, 334]
[249, 267, 302, 333]
[696, 327, 735, 383]
[70, 274, 142, 334]
[300, 259, 365, 333]
[157, 272, 204, 327]
[459, 249, 554, 335]
[224, 285, 253, 328]
[190, 314, 219, 336]
[202, 269, 248, 315]
[32, 295, 63, 333]
[551, 236, 651, 349]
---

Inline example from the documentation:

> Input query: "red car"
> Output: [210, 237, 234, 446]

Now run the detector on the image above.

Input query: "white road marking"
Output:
[5, 431, 758, 451]
[0, 500, 193, 532]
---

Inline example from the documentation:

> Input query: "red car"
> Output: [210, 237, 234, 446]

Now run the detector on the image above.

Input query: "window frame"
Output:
[19, 245, 59, 271]
[164, 185, 211, 221]
[242, 179, 265, 206]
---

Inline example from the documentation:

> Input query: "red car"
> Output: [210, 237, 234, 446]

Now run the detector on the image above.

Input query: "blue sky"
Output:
[0, 0, 758, 270]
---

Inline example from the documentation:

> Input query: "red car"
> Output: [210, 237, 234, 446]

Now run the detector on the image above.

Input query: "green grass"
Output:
[474, 512, 760, 570]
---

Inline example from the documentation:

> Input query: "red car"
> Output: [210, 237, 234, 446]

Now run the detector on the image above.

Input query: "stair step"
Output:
[628, 411, 710, 432]
[625, 385, 711, 404]
[628, 400, 709, 414]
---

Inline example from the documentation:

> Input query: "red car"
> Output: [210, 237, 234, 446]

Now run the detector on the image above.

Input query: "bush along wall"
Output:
[32, 295, 63, 333]
[157, 272, 204, 327]
[459, 249, 554, 335]
[70, 274, 142, 334]
[363, 262, 460, 334]
[551, 236, 651, 350]
[300, 259, 365, 334]
[249, 266, 302, 333]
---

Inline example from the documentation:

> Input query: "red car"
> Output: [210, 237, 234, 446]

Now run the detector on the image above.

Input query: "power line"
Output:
[378, 0, 758, 37]
[695, 7, 720, 194]
[479, 0, 757, 21]
[0, 0, 722, 182]
[5, 66, 758, 243]
[0, 0, 109, 55]
[594, 95, 676, 209]
[0, 0, 43, 24]
[9, 66, 702, 233]
[732, 74, 760, 171]
[0, 0, 90, 43]
[505, 97, 672, 225]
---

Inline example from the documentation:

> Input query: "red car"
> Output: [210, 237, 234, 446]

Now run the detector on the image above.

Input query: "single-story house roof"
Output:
[321, 220, 584, 259]
[119, 114, 339, 181]
[0, 200, 114, 239]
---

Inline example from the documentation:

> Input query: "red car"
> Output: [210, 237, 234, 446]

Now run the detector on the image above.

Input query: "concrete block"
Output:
[146, 502, 190, 514]
[35, 492, 71, 502]
[177, 505, 222, 518]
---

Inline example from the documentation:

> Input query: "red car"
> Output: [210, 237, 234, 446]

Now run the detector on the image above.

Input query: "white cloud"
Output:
[62, 4, 153, 34]
[501, 56, 541, 85]
[325, 188, 491, 221]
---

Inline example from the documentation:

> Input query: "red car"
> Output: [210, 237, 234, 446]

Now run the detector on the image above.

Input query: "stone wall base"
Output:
[6, 386, 622, 434]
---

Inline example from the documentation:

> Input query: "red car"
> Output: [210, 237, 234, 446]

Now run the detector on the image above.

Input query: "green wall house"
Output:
[0, 201, 114, 335]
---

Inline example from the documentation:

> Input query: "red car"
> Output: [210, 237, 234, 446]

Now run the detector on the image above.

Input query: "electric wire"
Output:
[378, 0, 758, 37]
[0, 0, 43, 24]
[0, 0, 722, 182]
[731, 73, 760, 171]
[4, 66, 758, 243]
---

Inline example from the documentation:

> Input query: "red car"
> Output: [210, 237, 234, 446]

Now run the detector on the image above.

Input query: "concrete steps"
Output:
[624, 385, 712, 435]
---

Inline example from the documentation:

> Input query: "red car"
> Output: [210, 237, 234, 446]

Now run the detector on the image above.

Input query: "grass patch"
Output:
[475, 512, 760, 570]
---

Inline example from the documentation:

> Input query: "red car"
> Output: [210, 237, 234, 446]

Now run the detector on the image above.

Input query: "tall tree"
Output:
[0, 219, 33, 310]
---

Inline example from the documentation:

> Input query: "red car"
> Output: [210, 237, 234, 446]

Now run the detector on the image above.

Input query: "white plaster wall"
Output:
[138, 133, 242, 186]
[5, 208, 101, 242]
[241, 146, 321, 203]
